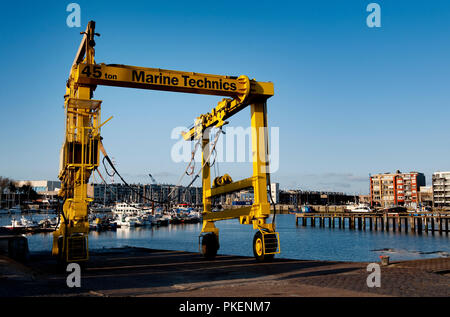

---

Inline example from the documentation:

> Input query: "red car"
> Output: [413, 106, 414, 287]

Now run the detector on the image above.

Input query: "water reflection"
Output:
[7, 214, 449, 262]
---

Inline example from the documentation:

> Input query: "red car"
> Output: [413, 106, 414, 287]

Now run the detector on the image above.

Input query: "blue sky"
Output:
[0, 0, 449, 194]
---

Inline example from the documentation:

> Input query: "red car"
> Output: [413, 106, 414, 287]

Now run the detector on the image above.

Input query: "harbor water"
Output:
[1, 213, 448, 262]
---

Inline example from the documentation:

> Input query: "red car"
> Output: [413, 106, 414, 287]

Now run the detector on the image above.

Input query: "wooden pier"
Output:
[295, 212, 450, 234]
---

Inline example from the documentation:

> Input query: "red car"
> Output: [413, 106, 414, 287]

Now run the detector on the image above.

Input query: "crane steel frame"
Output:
[53, 21, 278, 263]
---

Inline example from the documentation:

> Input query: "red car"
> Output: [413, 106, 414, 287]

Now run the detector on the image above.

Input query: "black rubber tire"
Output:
[56, 237, 65, 263]
[55, 237, 68, 271]
[253, 231, 275, 262]
[201, 233, 219, 260]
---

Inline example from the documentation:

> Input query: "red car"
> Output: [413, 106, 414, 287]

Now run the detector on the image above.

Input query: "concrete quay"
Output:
[0, 247, 449, 297]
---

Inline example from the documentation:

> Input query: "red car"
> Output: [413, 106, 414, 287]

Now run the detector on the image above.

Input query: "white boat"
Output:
[4, 218, 26, 230]
[350, 204, 373, 213]
[20, 216, 38, 228]
[345, 204, 357, 212]
[411, 206, 432, 213]
[135, 213, 153, 226]
[112, 202, 151, 215]
[186, 211, 201, 223]
[125, 216, 139, 227]
[90, 205, 112, 213]
[3, 216, 37, 230]
[153, 213, 170, 226]
[38, 217, 58, 228]
[9, 205, 22, 213]
[114, 214, 138, 227]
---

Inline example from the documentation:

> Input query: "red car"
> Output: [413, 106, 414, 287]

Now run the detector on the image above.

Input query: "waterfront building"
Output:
[432, 171, 450, 208]
[89, 182, 365, 208]
[91, 182, 202, 206]
[15, 180, 61, 194]
[225, 183, 279, 205]
[225, 190, 253, 205]
[278, 190, 355, 206]
[270, 183, 280, 203]
[370, 171, 425, 207]
[359, 195, 370, 204]
[418, 186, 433, 206]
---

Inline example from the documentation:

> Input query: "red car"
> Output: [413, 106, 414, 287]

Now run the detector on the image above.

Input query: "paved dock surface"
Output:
[0, 247, 449, 297]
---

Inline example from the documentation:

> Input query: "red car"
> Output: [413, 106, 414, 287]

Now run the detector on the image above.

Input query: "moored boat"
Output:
[350, 204, 373, 213]
[9, 205, 22, 213]
[114, 214, 138, 227]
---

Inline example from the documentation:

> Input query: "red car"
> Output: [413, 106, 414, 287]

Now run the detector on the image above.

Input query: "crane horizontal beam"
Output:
[74, 63, 274, 100]
[182, 97, 245, 140]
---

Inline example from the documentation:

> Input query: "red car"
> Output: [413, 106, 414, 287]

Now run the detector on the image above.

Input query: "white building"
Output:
[432, 172, 450, 208]
[15, 180, 61, 194]
[270, 183, 280, 204]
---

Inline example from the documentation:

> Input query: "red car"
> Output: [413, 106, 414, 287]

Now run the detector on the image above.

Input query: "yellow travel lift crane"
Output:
[53, 21, 279, 263]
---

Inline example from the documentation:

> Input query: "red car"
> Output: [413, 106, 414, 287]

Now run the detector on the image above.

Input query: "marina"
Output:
[0, 213, 447, 263]
[0, 214, 57, 234]
[0, 202, 202, 234]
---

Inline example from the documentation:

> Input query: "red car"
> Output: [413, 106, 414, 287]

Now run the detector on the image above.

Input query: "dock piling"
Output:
[293, 212, 449, 235]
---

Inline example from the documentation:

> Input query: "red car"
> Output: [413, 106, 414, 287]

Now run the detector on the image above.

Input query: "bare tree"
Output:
[0, 176, 13, 192]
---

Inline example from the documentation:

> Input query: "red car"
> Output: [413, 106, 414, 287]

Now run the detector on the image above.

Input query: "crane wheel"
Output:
[55, 237, 65, 267]
[253, 231, 275, 262]
[201, 233, 219, 260]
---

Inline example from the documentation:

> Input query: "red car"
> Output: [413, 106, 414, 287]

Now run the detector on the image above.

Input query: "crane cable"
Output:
[100, 143, 167, 205]
[103, 156, 116, 178]
[167, 138, 201, 199]
[95, 168, 121, 197]
[175, 127, 223, 196]
[94, 168, 153, 211]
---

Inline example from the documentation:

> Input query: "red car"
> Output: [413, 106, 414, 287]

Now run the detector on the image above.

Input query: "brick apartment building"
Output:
[370, 170, 425, 207]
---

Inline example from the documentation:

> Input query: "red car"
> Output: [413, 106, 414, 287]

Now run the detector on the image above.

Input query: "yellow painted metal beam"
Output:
[53, 21, 100, 262]
[205, 177, 253, 198]
[202, 131, 212, 214]
[203, 206, 253, 221]
[250, 103, 271, 218]
[75, 63, 274, 99]
[182, 98, 243, 140]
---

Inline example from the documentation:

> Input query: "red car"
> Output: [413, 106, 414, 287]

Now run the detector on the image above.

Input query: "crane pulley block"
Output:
[213, 174, 233, 188]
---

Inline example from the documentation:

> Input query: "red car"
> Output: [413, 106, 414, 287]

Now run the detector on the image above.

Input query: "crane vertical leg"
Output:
[199, 128, 220, 259]
[251, 102, 271, 226]
[52, 21, 101, 264]
[52, 89, 100, 263]
[202, 128, 212, 217]
[250, 102, 279, 261]
[52, 90, 100, 263]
